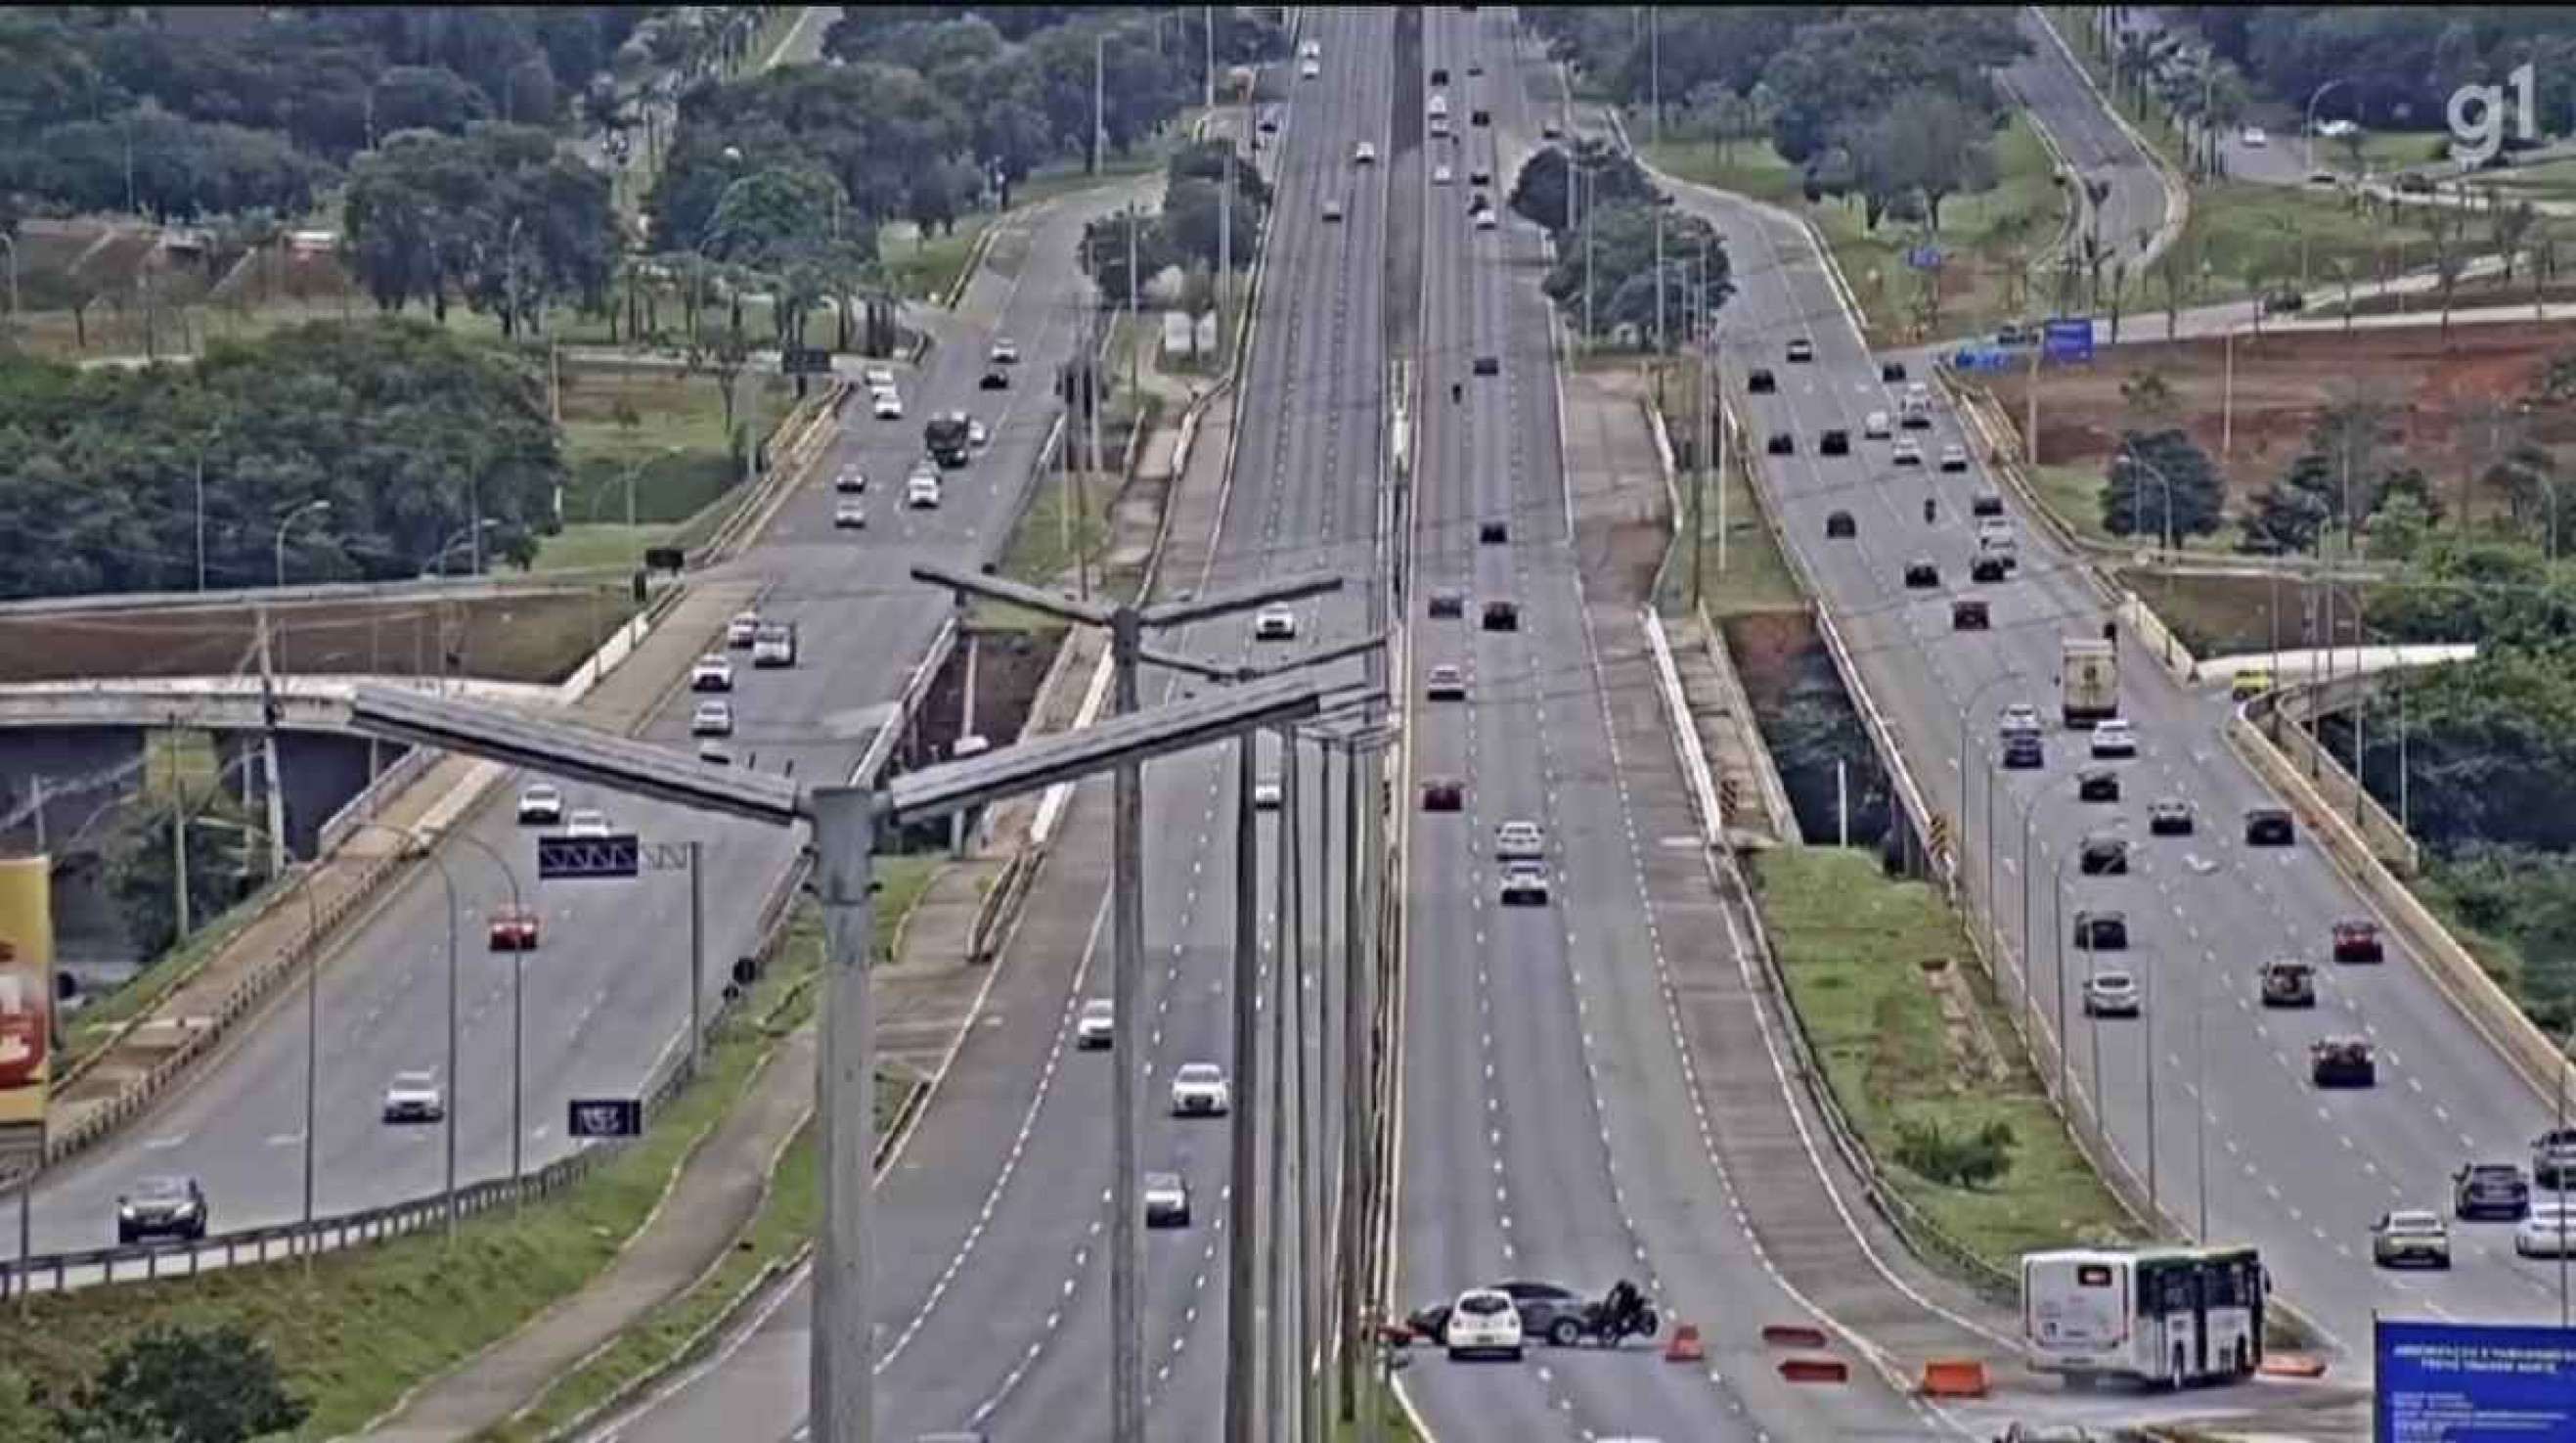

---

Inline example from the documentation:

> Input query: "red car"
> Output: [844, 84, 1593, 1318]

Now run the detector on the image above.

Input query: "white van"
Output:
[1863, 410, 1892, 439]
[1428, 92, 1449, 120]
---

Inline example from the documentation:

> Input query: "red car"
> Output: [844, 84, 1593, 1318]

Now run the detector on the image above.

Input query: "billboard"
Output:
[0, 856, 53, 1158]
[2377, 1318, 2576, 1442]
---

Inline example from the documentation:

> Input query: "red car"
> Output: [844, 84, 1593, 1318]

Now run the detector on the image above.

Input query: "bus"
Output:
[2021, 1245, 2267, 1388]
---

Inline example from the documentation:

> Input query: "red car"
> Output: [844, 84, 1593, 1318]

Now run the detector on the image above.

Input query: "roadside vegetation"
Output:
[1750, 847, 2139, 1281]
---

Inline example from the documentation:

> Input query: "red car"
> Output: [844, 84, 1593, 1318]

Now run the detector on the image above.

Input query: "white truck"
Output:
[2061, 636, 2117, 728]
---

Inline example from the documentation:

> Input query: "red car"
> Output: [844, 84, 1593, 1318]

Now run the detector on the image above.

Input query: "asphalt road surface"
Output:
[1668, 145, 2568, 1369]
[2005, 8, 2175, 273]
[585, 7, 1392, 1439]
[33, 184, 1137, 1261]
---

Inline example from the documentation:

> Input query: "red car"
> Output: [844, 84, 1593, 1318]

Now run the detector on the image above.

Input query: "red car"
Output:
[1421, 779, 1464, 813]
[488, 907, 541, 952]
[2332, 920, 2383, 963]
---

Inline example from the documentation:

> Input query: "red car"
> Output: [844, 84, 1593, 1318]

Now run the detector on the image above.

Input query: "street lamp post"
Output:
[274, 500, 332, 588]
[2304, 78, 2353, 177]
[326, 822, 462, 1240]
[2114, 452, 2176, 557]
[444, 831, 527, 1199]
[1957, 670, 2027, 935]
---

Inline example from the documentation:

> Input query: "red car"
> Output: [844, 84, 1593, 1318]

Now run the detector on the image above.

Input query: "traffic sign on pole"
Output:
[567, 1097, 644, 1139]
[537, 834, 642, 879]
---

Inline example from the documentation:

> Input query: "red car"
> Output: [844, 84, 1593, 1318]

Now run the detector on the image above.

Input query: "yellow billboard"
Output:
[0, 856, 53, 1134]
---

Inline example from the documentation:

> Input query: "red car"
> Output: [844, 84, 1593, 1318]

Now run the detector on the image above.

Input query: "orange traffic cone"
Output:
[1665, 1322, 1706, 1363]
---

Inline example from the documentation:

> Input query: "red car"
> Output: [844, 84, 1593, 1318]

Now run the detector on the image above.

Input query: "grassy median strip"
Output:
[1751, 848, 2137, 1278]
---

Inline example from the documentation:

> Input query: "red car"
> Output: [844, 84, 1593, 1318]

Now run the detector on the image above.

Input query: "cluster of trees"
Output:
[0, 1324, 307, 1443]
[0, 8, 648, 221]
[1510, 142, 1733, 343]
[2181, 7, 2576, 139]
[1079, 141, 1269, 305]
[0, 322, 564, 601]
[1522, 8, 2028, 235]
[341, 123, 616, 337]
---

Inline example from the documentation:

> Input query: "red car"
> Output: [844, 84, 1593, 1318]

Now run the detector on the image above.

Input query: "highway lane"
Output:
[588, 10, 1387, 1440]
[1686, 157, 2568, 1364]
[32, 183, 1137, 1258]
[1394, 11, 1942, 1440]
[2007, 7, 2175, 272]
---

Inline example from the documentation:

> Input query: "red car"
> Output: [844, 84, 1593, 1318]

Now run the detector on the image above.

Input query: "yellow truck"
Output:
[2061, 637, 2117, 728]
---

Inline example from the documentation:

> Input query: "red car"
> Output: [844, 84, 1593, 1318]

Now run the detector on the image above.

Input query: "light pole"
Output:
[434, 518, 501, 578]
[444, 830, 527, 1199]
[2557, 1014, 2573, 1326]
[328, 821, 462, 1240]
[194, 426, 222, 592]
[2052, 840, 2103, 1140]
[0, 232, 18, 347]
[274, 500, 332, 588]
[2113, 451, 2176, 556]
[1958, 670, 2027, 930]
[2304, 78, 2352, 177]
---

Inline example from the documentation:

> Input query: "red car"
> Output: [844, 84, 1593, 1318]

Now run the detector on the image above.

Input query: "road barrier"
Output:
[1760, 1324, 1829, 1350]
[1778, 1356, 1850, 1384]
[2260, 1353, 2330, 1379]
[1917, 1358, 1991, 1398]
[2243, 671, 2421, 876]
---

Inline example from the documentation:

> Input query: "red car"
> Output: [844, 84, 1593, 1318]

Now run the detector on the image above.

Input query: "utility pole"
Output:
[1648, 5, 1662, 149]
[169, 794, 189, 943]
[1128, 203, 1141, 406]
[810, 788, 878, 1443]
[2025, 338, 2043, 468]
[688, 840, 706, 1074]
[1266, 731, 1295, 1442]
[1653, 201, 1666, 352]
[1093, 35, 1106, 177]
[1224, 736, 1262, 1443]
[1109, 609, 1146, 1443]
[1690, 342, 1708, 609]
[1335, 744, 1364, 1421]
[255, 608, 289, 878]
[1299, 737, 1322, 1443]
[1204, 4, 1216, 113]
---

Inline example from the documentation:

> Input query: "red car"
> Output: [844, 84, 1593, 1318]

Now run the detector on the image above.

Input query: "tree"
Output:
[2102, 428, 2226, 545]
[2368, 487, 2434, 560]
[51, 1324, 308, 1443]
[1508, 139, 1651, 236]
[2493, 198, 2539, 285]
[2120, 368, 2179, 428]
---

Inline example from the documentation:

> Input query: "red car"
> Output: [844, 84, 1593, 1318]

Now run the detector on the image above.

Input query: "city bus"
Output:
[2021, 1245, 2268, 1388]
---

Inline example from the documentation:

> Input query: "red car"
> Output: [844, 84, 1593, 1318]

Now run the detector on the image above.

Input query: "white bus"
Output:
[2021, 1245, 2268, 1388]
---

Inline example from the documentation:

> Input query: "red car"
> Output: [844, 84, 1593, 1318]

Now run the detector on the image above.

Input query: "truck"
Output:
[923, 412, 972, 469]
[2060, 636, 2116, 728]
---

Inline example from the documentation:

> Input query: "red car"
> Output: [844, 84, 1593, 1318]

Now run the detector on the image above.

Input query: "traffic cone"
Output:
[1665, 1322, 1706, 1363]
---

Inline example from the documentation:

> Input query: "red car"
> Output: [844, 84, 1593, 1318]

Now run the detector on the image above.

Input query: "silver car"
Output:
[1499, 862, 1551, 906]
[2371, 1209, 2452, 1268]
[1075, 999, 1115, 1049]
[382, 1069, 444, 1123]
[1495, 821, 1544, 860]
[2081, 970, 2141, 1018]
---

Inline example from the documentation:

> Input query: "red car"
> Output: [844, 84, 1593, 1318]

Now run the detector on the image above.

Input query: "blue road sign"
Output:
[567, 1098, 644, 1139]
[537, 833, 642, 880]
[2376, 1318, 2576, 1442]
[1906, 244, 1944, 270]
[2042, 316, 2096, 364]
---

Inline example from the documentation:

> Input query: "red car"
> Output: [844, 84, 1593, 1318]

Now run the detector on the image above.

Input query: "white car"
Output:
[2372, 1209, 2453, 1268]
[1433, 164, 1453, 185]
[1253, 779, 1283, 810]
[861, 365, 896, 391]
[726, 610, 762, 647]
[1863, 410, 1892, 439]
[1300, 39, 1320, 60]
[1425, 663, 1467, 700]
[1354, 140, 1377, 164]
[381, 1070, 444, 1123]
[2082, 970, 2142, 1018]
[1253, 608, 1298, 641]
[690, 654, 733, 692]
[1444, 1287, 1525, 1361]
[967, 417, 989, 447]
[1143, 1171, 1191, 1228]
[565, 808, 612, 838]
[2241, 125, 2268, 148]
[834, 465, 866, 494]
[2090, 719, 2139, 759]
[1890, 437, 1924, 467]
[751, 622, 797, 668]
[906, 472, 942, 509]
[871, 389, 903, 420]
[1076, 999, 1116, 1049]
[990, 338, 1021, 366]
[516, 782, 564, 826]
[1495, 820, 1544, 861]
[834, 499, 868, 529]
[1301, 59, 1321, 79]
[1999, 701, 2041, 736]
[697, 741, 734, 766]
[1498, 862, 1551, 906]
[1321, 198, 1345, 222]
[1170, 1062, 1231, 1116]
[2515, 1200, 2576, 1258]
[1939, 443, 1970, 473]
[690, 699, 734, 737]
[1473, 207, 1497, 231]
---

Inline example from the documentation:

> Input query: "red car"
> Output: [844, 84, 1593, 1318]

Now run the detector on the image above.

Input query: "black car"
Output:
[1423, 778, 1465, 812]
[980, 369, 1009, 390]
[1970, 556, 2008, 584]
[1748, 368, 1778, 394]
[1819, 428, 1850, 456]
[1971, 493, 2005, 519]
[2260, 958, 2316, 1008]
[1430, 67, 1449, 85]
[1479, 519, 1509, 544]
[2072, 909, 2127, 951]
[2001, 734, 2044, 769]
[2076, 767, 2119, 802]
[116, 1175, 208, 1245]
[2453, 1162, 2532, 1221]
[1428, 589, 1465, 619]
[2312, 1038, 2376, 1088]
[1471, 108, 1490, 126]
[1881, 360, 1907, 383]
[2244, 807, 2295, 846]
[1482, 600, 1520, 632]
[2148, 799, 2195, 835]
[1767, 432, 1797, 456]
[1903, 558, 1939, 589]
[1951, 598, 1990, 630]
[2078, 834, 2129, 876]
[1469, 166, 1492, 187]
[1825, 510, 1855, 538]
[1472, 354, 1499, 376]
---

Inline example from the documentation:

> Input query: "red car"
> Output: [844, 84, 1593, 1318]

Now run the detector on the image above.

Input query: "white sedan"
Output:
[861, 365, 896, 391]
[833, 499, 867, 529]
[1433, 164, 1454, 185]
[1444, 1288, 1524, 1361]
[2516, 1200, 2576, 1257]
[906, 473, 943, 509]
[871, 389, 904, 420]
[690, 699, 734, 737]
[1301, 59, 1321, 79]
[2090, 719, 2139, 758]
[565, 808, 612, 838]
[382, 1070, 444, 1123]
[1170, 1063, 1231, 1116]
[1353, 140, 1377, 164]
[1253, 608, 1299, 641]
[1076, 999, 1116, 1049]
[690, 654, 733, 692]
[1474, 207, 1498, 231]
[516, 783, 564, 826]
